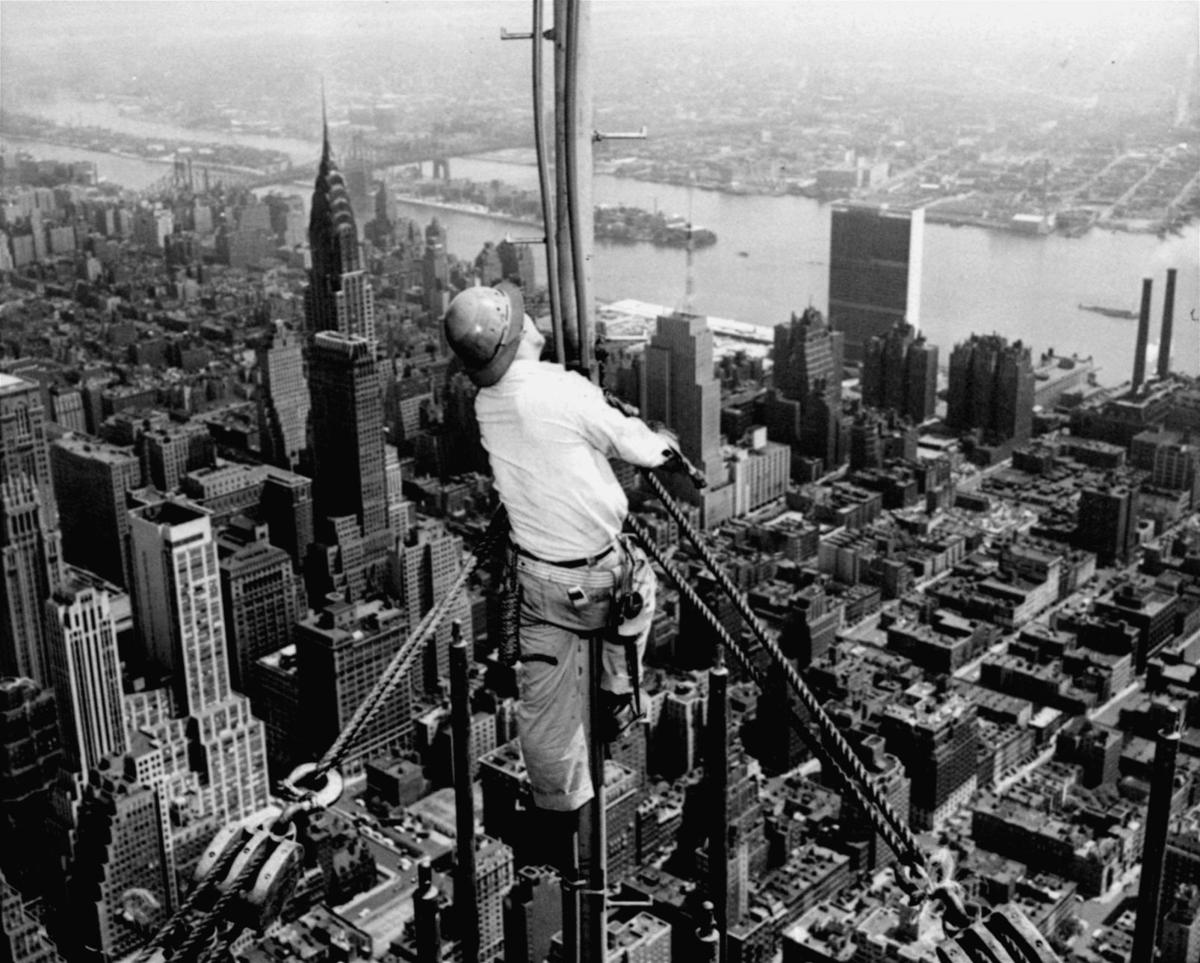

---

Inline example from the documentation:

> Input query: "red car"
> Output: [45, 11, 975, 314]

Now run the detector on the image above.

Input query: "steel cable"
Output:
[634, 473, 933, 891]
[130, 835, 246, 963]
[624, 514, 929, 895]
[166, 844, 274, 963]
[313, 508, 508, 778]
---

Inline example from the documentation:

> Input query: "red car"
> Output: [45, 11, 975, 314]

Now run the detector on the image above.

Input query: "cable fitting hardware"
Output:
[593, 126, 648, 142]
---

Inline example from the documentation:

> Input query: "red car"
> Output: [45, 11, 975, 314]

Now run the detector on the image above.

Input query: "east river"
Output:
[4, 106, 1198, 387]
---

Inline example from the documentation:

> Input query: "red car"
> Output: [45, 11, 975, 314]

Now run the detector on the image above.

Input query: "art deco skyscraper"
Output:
[304, 121, 376, 345]
[828, 201, 924, 365]
[128, 499, 269, 825]
[1, 373, 62, 683]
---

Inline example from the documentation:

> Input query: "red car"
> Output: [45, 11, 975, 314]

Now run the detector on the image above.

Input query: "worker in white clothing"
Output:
[443, 282, 684, 817]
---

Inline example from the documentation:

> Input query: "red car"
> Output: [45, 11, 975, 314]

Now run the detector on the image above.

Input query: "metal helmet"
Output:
[443, 282, 526, 387]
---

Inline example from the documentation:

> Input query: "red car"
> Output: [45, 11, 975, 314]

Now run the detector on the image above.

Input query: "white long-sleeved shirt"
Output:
[475, 359, 667, 561]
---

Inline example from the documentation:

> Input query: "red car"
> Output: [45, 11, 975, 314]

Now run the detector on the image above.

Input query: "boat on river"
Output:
[1078, 303, 1139, 320]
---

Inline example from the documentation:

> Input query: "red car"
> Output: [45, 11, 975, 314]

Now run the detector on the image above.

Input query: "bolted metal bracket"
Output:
[593, 126, 648, 143]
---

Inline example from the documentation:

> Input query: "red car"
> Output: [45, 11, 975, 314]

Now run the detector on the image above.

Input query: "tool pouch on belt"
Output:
[612, 535, 654, 713]
[499, 541, 521, 667]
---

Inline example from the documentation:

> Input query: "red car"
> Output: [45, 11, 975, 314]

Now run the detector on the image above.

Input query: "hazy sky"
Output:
[2, 2, 1195, 130]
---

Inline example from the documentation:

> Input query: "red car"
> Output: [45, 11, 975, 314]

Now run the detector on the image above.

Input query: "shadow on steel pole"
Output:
[449, 623, 479, 963]
[580, 635, 608, 962]
[707, 652, 729, 963]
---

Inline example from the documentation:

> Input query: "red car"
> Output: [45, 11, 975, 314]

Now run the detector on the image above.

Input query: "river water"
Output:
[5, 112, 1197, 386]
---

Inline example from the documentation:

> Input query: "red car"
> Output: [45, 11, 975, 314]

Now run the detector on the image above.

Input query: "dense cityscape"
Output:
[1, 4, 1200, 963]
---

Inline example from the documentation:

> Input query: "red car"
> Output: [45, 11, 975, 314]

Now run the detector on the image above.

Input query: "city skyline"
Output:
[1, 3, 1199, 963]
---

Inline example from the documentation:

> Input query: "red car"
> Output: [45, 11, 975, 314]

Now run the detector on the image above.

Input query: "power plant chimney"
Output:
[1130, 707, 1182, 963]
[1158, 268, 1178, 380]
[1132, 277, 1153, 391]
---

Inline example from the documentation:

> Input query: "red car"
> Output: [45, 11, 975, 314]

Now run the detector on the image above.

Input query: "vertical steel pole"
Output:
[707, 655, 729, 963]
[560, 834, 581, 963]
[1131, 709, 1182, 962]
[414, 858, 443, 963]
[449, 623, 479, 963]
[695, 901, 720, 963]
[583, 636, 608, 963]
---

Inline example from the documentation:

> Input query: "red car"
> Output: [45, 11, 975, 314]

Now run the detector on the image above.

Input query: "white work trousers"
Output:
[514, 541, 654, 812]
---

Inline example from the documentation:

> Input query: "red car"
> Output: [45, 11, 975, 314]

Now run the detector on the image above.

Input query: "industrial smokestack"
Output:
[449, 623, 479, 963]
[1131, 708, 1182, 963]
[1133, 278, 1153, 391]
[1158, 268, 1178, 381]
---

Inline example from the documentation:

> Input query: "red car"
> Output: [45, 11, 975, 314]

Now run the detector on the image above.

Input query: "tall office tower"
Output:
[861, 322, 938, 424]
[65, 758, 170, 963]
[497, 237, 536, 288]
[49, 435, 141, 589]
[128, 500, 269, 826]
[0, 374, 62, 684]
[308, 332, 391, 592]
[476, 835, 516, 962]
[880, 688, 979, 832]
[395, 520, 471, 694]
[260, 467, 314, 572]
[644, 313, 733, 524]
[646, 313, 725, 487]
[503, 865, 562, 963]
[654, 680, 706, 780]
[218, 537, 304, 696]
[945, 333, 1035, 447]
[256, 320, 310, 471]
[43, 580, 125, 774]
[423, 218, 450, 316]
[1076, 484, 1139, 566]
[768, 308, 845, 472]
[305, 126, 376, 345]
[827, 201, 924, 365]
[295, 599, 412, 776]
[2, 867, 65, 963]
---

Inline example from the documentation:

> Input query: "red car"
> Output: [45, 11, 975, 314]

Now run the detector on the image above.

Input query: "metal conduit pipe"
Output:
[552, 0, 578, 364]
[562, 0, 595, 378]
[530, 0, 565, 365]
